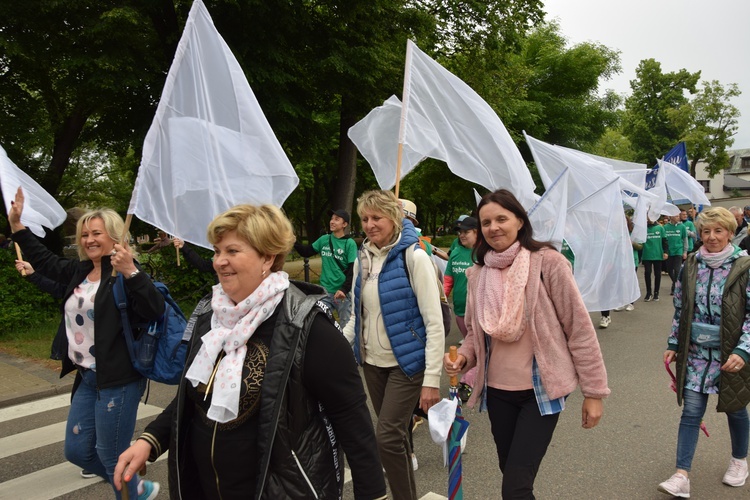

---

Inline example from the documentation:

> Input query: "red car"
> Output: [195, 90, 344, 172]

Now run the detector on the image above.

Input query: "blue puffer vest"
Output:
[352, 219, 427, 377]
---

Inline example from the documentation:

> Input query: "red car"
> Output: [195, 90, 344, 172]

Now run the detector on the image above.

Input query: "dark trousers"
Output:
[487, 387, 560, 500]
[643, 260, 663, 296]
[665, 255, 682, 291]
[363, 363, 423, 500]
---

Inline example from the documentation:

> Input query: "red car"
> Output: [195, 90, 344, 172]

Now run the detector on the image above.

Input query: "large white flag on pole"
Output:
[347, 96, 430, 189]
[129, 0, 299, 249]
[398, 40, 538, 209]
[0, 145, 66, 238]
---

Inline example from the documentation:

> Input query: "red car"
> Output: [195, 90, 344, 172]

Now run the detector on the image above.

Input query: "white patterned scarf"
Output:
[185, 271, 290, 423]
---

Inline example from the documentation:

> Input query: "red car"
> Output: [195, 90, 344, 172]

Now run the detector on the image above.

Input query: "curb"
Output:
[0, 381, 73, 409]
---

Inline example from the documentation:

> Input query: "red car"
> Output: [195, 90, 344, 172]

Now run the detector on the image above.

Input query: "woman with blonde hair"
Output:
[9, 188, 164, 499]
[115, 204, 386, 499]
[659, 206, 750, 498]
[343, 189, 444, 500]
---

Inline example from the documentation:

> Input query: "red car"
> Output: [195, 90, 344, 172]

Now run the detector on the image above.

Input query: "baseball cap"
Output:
[744, 206, 750, 211]
[328, 209, 350, 224]
[399, 199, 419, 225]
[458, 216, 478, 231]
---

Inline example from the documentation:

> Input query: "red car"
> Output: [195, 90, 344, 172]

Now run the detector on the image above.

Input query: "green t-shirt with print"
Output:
[643, 224, 666, 261]
[311, 234, 357, 294]
[664, 223, 687, 256]
[445, 244, 473, 316]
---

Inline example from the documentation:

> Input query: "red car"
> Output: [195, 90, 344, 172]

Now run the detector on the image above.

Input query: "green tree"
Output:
[671, 80, 741, 177]
[622, 58, 700, 164]
[591, 128, 636, 161]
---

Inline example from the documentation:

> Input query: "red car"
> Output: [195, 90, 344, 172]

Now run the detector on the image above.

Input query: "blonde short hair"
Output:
[695, 207, 737, 234]
[356, 190, 403, 236]
[76, 209, 127, 260]
[207, 204, 295, 272]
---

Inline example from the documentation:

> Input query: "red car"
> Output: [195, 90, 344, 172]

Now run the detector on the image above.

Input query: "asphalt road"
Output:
[5, 271, 750, 499]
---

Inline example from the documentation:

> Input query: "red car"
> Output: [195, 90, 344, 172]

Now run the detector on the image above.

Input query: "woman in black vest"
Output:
[114, 204, 385, 499]
[660, 207, 750, 498]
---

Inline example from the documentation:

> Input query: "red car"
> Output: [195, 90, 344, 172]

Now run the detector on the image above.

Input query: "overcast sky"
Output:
[542, 0, 750, 151]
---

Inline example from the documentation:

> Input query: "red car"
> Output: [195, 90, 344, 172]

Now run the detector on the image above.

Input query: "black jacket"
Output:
[13, 228, 165, 390]
[140, 281, 385, 499]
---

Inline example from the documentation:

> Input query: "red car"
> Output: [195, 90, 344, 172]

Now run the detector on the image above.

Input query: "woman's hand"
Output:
[722, 353, 746, 373]
[443, 352, 466, 377]
[173, 237, 184, 249]
[110, 243, 138, 276]
[419, 386, 440, 413]
[113, 439, 152, 490]
[582, 397, 603, 429]
[664, 350, 676, 365]
[15, 260, 33, 276]
[8, 187, 26, 233]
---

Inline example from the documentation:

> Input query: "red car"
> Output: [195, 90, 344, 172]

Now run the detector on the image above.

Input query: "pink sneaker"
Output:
[657, 472, 690, 498]
[723, 457, 748, 487]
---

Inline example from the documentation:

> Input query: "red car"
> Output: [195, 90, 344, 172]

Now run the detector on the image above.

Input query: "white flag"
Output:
[347, 96, 430, 189]
[526, 134, 639, 310]
[400, 41, 538, 209]
[527, 168, 569, 251]
[129, 0, 299, 249]
[0, 145, 66, 238]
[659, 159, 711, 208]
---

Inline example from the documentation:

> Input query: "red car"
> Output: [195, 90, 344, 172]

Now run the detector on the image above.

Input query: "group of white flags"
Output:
[348, 40, 711, 311]
[2, 0, 712, 312]
[2, 0, 298, 251]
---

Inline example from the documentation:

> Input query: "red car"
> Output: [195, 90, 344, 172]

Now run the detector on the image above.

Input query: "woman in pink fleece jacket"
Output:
[444, 189, 610, 499]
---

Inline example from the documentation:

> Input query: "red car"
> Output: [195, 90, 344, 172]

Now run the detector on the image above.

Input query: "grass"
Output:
[0, 315, 60, 368]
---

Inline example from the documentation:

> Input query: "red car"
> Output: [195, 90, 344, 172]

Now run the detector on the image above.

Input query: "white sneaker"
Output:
[625, 303, 635, 311]
[613, 305, 626, 311]
[599, 316, 611, 328]
[658, 472, 690, 498]
[723, 457, 748, 487]
[411, 453, 419, 471]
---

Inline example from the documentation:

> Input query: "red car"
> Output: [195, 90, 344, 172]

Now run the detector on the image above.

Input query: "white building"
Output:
[694, 148, 750, 209]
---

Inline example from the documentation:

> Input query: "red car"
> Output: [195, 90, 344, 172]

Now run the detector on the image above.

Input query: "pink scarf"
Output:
[697, 243, 734, 269]
[475, 241, 530, 342]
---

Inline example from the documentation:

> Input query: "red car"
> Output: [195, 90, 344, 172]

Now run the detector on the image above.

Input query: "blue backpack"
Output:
[113, 274, 189, 385]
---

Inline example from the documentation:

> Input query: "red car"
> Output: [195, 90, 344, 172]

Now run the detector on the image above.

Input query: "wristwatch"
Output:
[126, 269, 141, 279]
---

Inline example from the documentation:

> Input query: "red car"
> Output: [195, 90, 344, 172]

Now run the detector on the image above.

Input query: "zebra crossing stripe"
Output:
[0, 402, 162, 459]
[0, 394, 70, 424]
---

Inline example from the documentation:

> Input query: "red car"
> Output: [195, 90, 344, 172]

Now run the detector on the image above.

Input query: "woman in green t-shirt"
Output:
[444, 216, 478, 401]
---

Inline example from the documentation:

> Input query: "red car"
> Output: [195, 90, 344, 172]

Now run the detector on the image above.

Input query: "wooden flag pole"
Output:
[112, 213, 133, 277]
[394, 143, 404, 199]
[14, 242, 25, 277]
[394, 40, 413, 200]
[176, 243, 181, 267]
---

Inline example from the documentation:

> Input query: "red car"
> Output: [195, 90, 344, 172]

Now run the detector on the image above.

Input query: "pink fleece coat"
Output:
[458, 248, 610, 408]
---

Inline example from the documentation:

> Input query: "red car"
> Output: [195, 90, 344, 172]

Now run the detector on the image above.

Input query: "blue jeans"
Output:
[64, 369, 146, 499]
[676, 389, 749, 471]
[320, 292, 351, 328]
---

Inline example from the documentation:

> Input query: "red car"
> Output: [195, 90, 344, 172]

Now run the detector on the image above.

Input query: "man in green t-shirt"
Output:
[642, 219, 669, 301]
[680, 210, 697, 252]
[294, 209, 357, 327]
[664, 215, 688, 295]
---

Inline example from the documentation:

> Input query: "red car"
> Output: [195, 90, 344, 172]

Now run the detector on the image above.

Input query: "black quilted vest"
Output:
[677, 254, 750, 412]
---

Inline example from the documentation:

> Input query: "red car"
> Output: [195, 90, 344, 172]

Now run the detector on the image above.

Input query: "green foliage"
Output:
[673, 80, 741, 177]
[137, 245, 217, 313]
[0, 250, 59, 335]
[622, 59, 700, 164]
[591, 129, 636, 161]
[431, 234, 457, 248]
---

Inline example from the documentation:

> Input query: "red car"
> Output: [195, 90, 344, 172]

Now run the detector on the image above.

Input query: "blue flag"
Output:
[663, 142, 689, 173]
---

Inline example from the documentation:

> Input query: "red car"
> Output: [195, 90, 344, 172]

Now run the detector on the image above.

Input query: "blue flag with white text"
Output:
[663, 142, 689, 173]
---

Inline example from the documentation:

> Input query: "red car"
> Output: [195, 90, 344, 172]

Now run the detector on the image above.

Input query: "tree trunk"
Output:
[332, 97, 358, 219]
[43, 109, 89, 197]
[690, 157, 699, 178]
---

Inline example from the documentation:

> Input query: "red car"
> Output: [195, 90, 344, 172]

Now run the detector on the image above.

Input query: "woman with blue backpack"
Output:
[8, 187, 163, 500]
